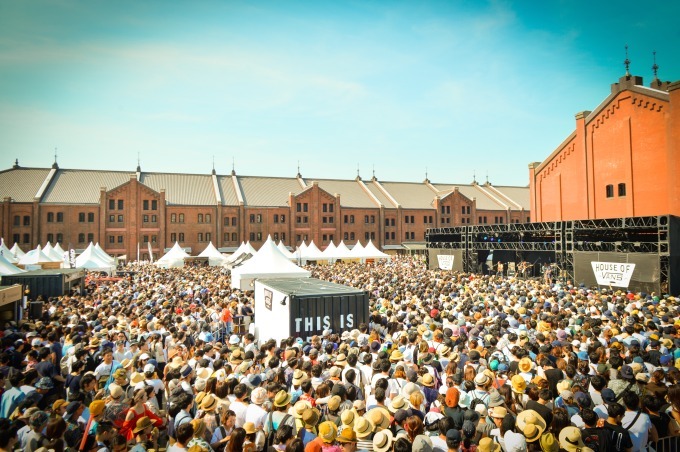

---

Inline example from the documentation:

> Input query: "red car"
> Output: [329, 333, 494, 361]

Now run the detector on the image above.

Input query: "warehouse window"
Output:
[391, 232, 395, 240]
[24, 215, 31, 226]
[179, 214, 184, 223]
[118, 215, 123, 223]
[205, 233, 210, 242]
[87, 233, 94, 243]
[144, 235, 149, 243]
[143, 215, 149, 223]
[231, 232, 237, 241]
[274, 232, 279, 241]
[350, 232, 355, 241]
[197, 233, 203, 242]
[281, 232, 286, 241]
[47, 233, 54, 243]
[172, 213, 177, 223]
[151, 215, 157, 222]
[109, 235, 114, 244]
[143, 200, 149, 210]
[344, 232, 349, 240]
[109, 199, 115, 210]
[78, 233, 85, 243]
[198, 214, 204, 223]
[618, 183, 626, 197]
[47, 212, 54, 222]
[179, 233, 184, 242]
[224, 217, 230, 226]
[56, 233, 63, 243]
[280, 215, 285, 224]
[171, 233, 177, 242]
[88, 213, 94, 222]
[23, 233, 30, 243]
[118, 236, 123, 243]
[250, 232, 255, 241]
[274, 214, 279, 223]
[57, 212, 64, 222]
[152, 200, 158, 210]
[118, 200, 124, 210]
[13, 216, 20, 226]
[606, 184, 614, 198]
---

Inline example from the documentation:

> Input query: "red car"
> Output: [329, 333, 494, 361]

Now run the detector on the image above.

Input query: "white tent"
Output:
[321, 241, 338, 260]
[10, 243, 25, 259]
[0, 252, 25, 275]
[75, 244, 115, 272]
[0, 239, 18, 263]
[18, 245, 54, 266]
[231, 236, 310, 290]
[276, 241, 296, 260]
[42, 242, 63, 262]
[53, 242, 66, 256]
[198, 242, 228, 266]
[348, 241, 366, 259]
[225, 242, 257, 264]
[155, 242, 189, 268]
[94, 243, 115, 264]
[302, 240, 325, 260]
[360, 240, 391, 259]
[335, 241, 353, 259]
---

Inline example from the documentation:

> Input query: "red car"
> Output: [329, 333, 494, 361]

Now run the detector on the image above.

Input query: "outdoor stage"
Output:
[426, 215, 680, 295]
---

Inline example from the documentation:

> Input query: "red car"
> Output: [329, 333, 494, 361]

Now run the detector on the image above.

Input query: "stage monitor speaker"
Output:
[29, 301, 43, 319]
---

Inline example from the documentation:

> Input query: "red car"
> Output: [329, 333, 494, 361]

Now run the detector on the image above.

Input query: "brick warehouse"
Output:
[529, 73, 680, 221]
[0, 163, 528, 258]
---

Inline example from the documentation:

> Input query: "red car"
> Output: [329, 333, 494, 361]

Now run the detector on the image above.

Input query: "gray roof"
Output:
[42, 169, 132, 204]
[238, 176, 303, 207]
[311, 179, 378, 208]
[257, 277, 364, 296]
[493, 186, 530, 210]
[217, 176, 239, 206]
[141, 173, 216, 205]
[0, 167, 50, 202]
[434, 184, 507, 210]
[365, 181, 398, 208]
[379, 181, 436, 209]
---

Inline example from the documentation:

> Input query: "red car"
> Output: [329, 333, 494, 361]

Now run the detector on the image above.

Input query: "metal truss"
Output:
[470, 241, 556, 251]
[572, 241, 660, 253]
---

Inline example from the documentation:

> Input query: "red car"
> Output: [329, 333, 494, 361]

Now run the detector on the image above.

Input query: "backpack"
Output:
[265, 412, 292, 450]
[60, 354, 70, 378]
[424, 365, 442, 391]
[468, 391, 490, 410]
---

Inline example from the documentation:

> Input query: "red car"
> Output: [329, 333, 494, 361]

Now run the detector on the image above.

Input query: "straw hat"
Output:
[389, 395, 409, 413]
[340, 409, 357, 427]
[373, 429, 394, 452]
[130, 372, 145, 386]
[243, 422, 257, 435]
[516, 410, 547, 442]
[511, 375, 527, 394]
[422, 373, 435, 387]
[293, 400, 311, 419]
[133, 416, 152, 433]
[489, 406, 508, 419]
[559, 426, 591, 452]
[389, 350, 404, 362]
[302, 408, 320, 429]
[518, 357, 533, 373]
[556, 380, 571, 394]
[292, 369, 306, 387]
[478, 437, 501, 452]
[274, 390, 292, 408]
[200, 394, 218, 412]
[539, 432, 559, 452]
[318, 421, 338, 443]
[337, 428, 357, 444]
[353, 417, 375, 439]
[366, 408, 390, 431]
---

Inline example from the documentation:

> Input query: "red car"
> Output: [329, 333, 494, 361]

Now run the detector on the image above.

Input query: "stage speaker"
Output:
[29, 301, 43, 319]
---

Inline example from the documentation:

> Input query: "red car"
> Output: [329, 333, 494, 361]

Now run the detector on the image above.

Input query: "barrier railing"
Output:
[648, 435, 679, 452]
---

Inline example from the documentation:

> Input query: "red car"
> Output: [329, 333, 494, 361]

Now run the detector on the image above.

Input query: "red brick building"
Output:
[529, 74, 680, 221]
[0, 163, 528, 258]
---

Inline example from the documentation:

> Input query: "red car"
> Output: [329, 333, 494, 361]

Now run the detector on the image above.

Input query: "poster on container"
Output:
[437, 254, 454, 270]
[591, 262, 636, 288]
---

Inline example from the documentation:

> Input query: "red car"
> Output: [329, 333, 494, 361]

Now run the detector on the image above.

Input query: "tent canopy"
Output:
[42, 242, 63, 262]
[0, 239, 18, 263]
[198, 242, 228, 266]
[76, 244, 115, 272]
[94, 243, 115, 263]
[0, 252, 26, 275]
[19, 245, 54, 265]
[302, 240, 325, 260]
[231, 236, 310, 290]
[225, 242, 257, 264]
[155, 242, 189, 268]
[276, 241, 296, 260]
[10, 243, 25, 259]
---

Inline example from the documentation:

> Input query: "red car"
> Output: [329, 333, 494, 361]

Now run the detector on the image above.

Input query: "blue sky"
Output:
[1, 0, 678, 186]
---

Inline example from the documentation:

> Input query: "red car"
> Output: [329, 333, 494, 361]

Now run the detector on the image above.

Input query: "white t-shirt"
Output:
[622, 410, 652, 452]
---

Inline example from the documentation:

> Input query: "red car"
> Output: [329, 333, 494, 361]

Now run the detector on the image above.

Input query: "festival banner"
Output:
[590, 261, 636, 288]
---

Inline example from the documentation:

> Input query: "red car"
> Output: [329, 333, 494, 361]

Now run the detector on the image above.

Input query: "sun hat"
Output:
[516, 410, 547, 442]
[318, 421, 338, 443]
[389, 350, 404, 362]
[340, 409, 356, 427]
[109, 384, 124, 400]
[478, 437, 501, 452]
[251, 387, 267, 406]
[539, 432, 559, 452]
[490, 406, 508, 419]
[373, 429, 394, 452]
[243, 422, 256, 435]
[422, 373, 435, 387]
[511, 375, 527, 394]
[337, 428, 357, 443]
[412, 434, 433, 452]
[367, 408, 390, 431]
[200, 394, 218, 412]
[274, 390, 292, 407]
[556, 380, 571, 394]
[130, 372, 145, 386]
[389, 395, 409, 413]
[353, 417, 375, 439]
[474, 373, 491, 387]
[518, 357, 532, 373]
[229, 335, 240, 345]
[294, 400, 312, 419]
[133, 416, 152, 433]
[302, 408, 320, 429]
[292, 369, 306, 386]
[327, 395, 341, 412]
[559, 426, 592, 452]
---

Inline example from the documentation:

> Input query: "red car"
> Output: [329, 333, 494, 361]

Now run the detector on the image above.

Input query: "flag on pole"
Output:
[137, 242, 140, 262]
[148, 241, 153, 263]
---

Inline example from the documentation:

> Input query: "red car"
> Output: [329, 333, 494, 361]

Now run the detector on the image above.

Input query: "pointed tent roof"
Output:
[0, 252, 25, 275]
[43, 242, 63, 262]
[231, 236, 310, 289]
[302, 240, 325, 260]
[321, 241, 338, 260]
[335, 241, 353, 259]
[155, 242, 189, 267]
[0, 239, 18, 263]
[76, 244, 115, 270]
[19, 245, 54, 265]
[348, 241, 365, 258]
[225, 241, 257, 264]
[53, 242, 66, 256]
[276, 241, 296, 260]
[93, 243, 115, 264]
[10, 243, 25, 259]
[361, 240, 390, 259]
[198, 242, 228, 266]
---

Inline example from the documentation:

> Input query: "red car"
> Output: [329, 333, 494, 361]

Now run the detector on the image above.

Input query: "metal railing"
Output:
[648, 435, 679, 452]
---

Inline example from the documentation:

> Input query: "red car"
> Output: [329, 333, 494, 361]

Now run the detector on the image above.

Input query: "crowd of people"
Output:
[1, 254, 680, 452]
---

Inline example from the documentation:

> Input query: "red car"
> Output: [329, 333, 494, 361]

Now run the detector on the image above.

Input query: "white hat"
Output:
[229, 335, 240, 345]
